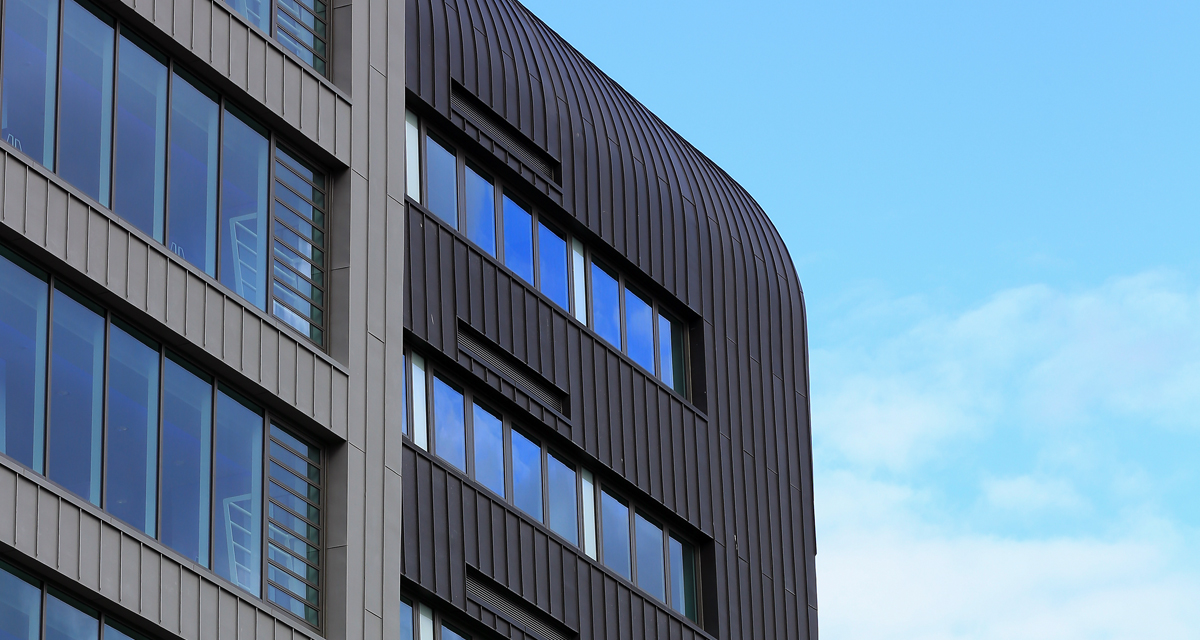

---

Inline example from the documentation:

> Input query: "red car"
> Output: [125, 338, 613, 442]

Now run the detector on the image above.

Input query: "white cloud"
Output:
[812, 272, 1200, 639]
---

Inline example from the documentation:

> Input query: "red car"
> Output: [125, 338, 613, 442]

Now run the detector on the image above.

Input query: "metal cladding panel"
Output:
[0, 460, 316, 640]
[405, 0, 816, 637]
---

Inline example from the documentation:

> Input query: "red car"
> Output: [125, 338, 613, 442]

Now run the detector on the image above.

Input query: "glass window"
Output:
[426, 135, 457, 228]
[274, 0, 328, 76]
[472, 404, 504, 497]
[113, 32, 168, 240]
[213, 390, 264, 596]
[463, 165, 495, 256]
[105, 323, 159, 536]
[219, 108, 270, 309]
[580, 470, 596, 560]
[405, 112, 421, 200]
[167, 72, 219, 274]
[591, 262, 621, 348]
[400, 598, 414, 640]
[571, 239, 587, 323]
[411, 354, 428, 450]
[57, 0, 114, 206]
[510, 428, 542, 521]
[103, 623, 142, 640]
[44, 591, 98, 640]
[432, 377, 465, 471]
[601, 490, 630, 579]
[658, 313, 687, 396]
[669, 536, 698, 622]
[267, 424, 321, 626]
[418, 604, 434, 640]
[0, 562, 41, 640]
[160, 355, 212, 566]
[1, 0, 59, 167]
[229, 0, 269, 30]
[47, 287, 105, 505]
[625, 287, 654, 372]
[441, 625, 468, 640]
[547, 454, 577, 545]
[0, 251, 48, 473]
[635, 513, 665, 601]
[272, 148, 327, 347]
[502, 195, 533, 283]
[538, 222, 569, 309]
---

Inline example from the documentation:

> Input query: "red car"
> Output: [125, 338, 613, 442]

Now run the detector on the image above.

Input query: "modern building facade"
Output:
[0, 0, 815, 637]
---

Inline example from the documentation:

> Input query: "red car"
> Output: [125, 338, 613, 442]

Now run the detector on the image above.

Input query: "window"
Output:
[404, 118, 692, 396]
[400, 596, 471, 640]
[0, 11, 330, 347]
[1, 561, 153, 640]
[594, 484, 700, 623]
[0, 246, 324, 629]
[222, 0, 328, 76]
[403, 349, 701, 622]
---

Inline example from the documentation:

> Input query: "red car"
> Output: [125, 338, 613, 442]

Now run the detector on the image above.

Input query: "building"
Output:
[0, 0, 815, 637]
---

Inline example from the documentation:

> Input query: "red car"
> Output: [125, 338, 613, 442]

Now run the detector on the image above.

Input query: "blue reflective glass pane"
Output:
[625, 288, 654, 371]
[48, 289, 104, 505]
[214, 391, 264, 596]
[426, 136, 457, 228]
[601, 491, 630, 579]
[547, 454, 577, 545]
[511, 429, 542, 521]
[102, 626, 138, 640]
[441, 626, 467, 640]
[1, 0, 58, 166]
[502, 196, 533, 283]
[268, 542, 317, 581]
[105, 325, 159, 536]
[114, 34, 167, 240]
[658, 314, 687, 396]
[160, 357, 211, 566]
[538, 223, 569, 309]
[58, 0, 114, 206]
[228, 0, 269, 30]
[0, 564, 41, 640]
[432, 377, 465, 471]
[0, 253, 48, 472]
[219, 110, 270, 309]
[635, 514, 665, 601]
[669, 536, 698, 621]
[591, 263, 620, 348]
[44, 593, 98, 640]
[167, 73, 219, 274]
[464, 165, 495, 255]
[472, 404, 504, 497]
[399, 599, 413, 640]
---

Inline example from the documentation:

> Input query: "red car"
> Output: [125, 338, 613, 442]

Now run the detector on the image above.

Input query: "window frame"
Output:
[0, 559, 157, 640]
[0, 11, 330, 349]
[0, 244, 326, 631]
[405, 116, 693, 400]
[403, 348, 701, 623]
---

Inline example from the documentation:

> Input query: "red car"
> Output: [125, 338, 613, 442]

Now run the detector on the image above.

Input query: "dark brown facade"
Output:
[401, 1, 817, 639]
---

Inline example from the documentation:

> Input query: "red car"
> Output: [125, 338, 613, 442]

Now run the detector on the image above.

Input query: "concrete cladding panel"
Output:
[404, 0, 817, 637]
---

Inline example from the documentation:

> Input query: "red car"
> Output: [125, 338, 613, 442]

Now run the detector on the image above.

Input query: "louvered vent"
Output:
[466, 574, 572, 640]
[451, 88, 558, 180]
[457, 327, 566, 414]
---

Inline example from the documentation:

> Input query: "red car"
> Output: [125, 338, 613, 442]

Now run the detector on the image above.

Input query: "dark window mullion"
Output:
[269, 434, 324, 469]
[265, 577, 321, 608]
[267, 492, 323, 530]
[268, 474, 322, 513]
[272, 213, 325, 253]
[276, 154, 327, 195]
[274, 187, 328, 229]
[272, 292, 322, 328]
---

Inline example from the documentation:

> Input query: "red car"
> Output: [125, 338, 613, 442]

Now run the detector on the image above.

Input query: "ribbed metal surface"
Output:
[458, 327, 565, 413]
[406, 0, 817, 638]
[466, 574, 571, 640]
[451, 88, 558, 179]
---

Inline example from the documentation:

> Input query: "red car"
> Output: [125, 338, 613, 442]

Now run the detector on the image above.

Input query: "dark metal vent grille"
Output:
[466, 575, 571, 640]
[451, 90, 557, 179]
[458, 329, 565, 414]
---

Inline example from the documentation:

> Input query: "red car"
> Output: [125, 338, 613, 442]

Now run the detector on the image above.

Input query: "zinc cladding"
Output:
[403, 0, 816, 639]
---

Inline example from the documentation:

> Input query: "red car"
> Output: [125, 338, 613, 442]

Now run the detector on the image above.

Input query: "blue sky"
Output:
[519, 0, 1200, 637]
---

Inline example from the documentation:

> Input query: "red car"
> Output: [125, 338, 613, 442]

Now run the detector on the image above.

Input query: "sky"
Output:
[517, 0, 1200, 638]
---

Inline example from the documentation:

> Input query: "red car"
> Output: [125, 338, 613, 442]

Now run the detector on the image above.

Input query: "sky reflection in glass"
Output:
[114, 34, 168, 240]
[167, 73, 219, 274]
[160, 356, 212, 566]
[105, 324, 159, 536]
[219, 110, 270, 309]
[0, 252, 48, 473]
[1, 0, 59, 167]
[511, 429, 542, 521]
[58, 0, 114, 206]
[47, 288, 104, 505]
